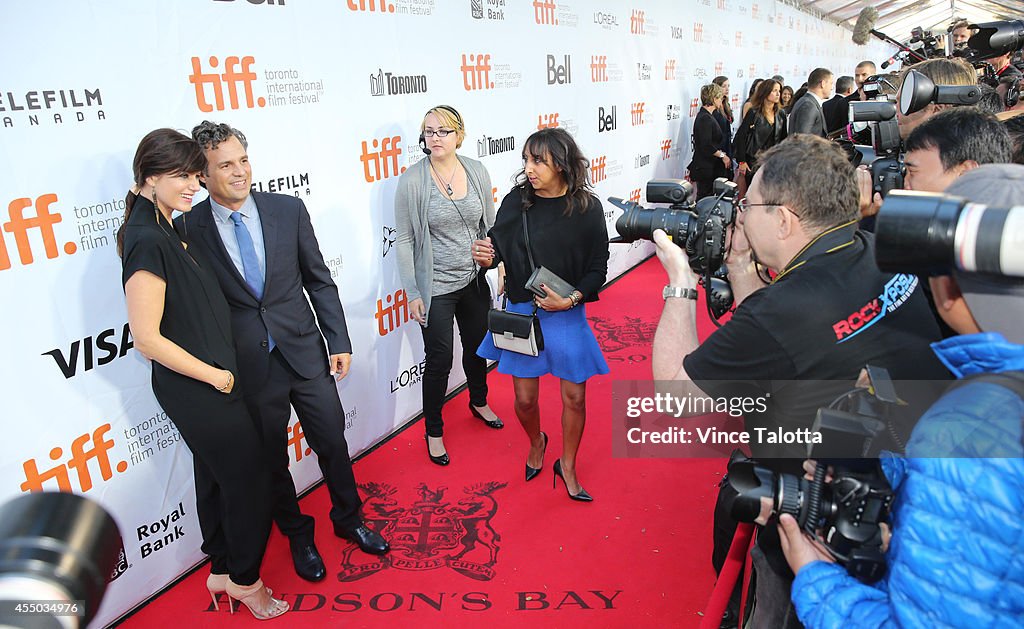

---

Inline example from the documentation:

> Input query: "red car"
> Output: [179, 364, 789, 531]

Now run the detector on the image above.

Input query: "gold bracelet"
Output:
[215, 371, 233, 392]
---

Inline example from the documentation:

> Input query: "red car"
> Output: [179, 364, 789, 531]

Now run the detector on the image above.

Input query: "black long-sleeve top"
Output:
[713, 109, 733, 157]
[487, 187, 609, 304]
[733, 108, 788, 167]
[689, 108, 725, 179]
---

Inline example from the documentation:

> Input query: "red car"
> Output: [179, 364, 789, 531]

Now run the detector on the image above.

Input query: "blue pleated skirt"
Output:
[477, 300, 610, 383]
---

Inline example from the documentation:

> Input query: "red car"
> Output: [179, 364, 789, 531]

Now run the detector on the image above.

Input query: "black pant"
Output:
[420, 277, 490, 438]
[694, 176, 718, 200]
[241, 349, 362, 544]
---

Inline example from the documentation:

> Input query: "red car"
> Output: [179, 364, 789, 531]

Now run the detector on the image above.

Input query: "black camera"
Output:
[909, 26, 944, 60]
[726, 367, 900, 583]
[875, 190, 1024, 279]
[965, 20, 1024, 62]
[848, 100, 903, 198]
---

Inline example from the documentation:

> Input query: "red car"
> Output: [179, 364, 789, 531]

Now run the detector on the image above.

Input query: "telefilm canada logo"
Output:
[1, 88, 106, 129]
[370, 69, 428, 97]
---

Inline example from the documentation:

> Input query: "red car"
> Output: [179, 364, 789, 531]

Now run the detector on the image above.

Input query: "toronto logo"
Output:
[339, 481, 507, 581]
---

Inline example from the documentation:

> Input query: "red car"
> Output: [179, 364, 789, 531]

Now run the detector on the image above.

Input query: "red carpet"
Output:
[120, 257, 729, 628]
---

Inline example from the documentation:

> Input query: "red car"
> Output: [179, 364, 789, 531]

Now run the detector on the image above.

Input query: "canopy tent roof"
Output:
[797, 0, 1022, 44]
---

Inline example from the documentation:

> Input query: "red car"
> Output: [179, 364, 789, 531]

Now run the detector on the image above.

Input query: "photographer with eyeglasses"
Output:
[652, 135, 949, 629]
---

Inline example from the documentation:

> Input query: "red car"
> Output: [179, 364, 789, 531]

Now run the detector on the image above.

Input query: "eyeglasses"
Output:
[737, 197, 801, 219]
[422, 129, 456, 138]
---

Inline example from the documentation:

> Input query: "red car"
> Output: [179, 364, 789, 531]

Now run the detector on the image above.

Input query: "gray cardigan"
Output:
[394, 154, 496, 322]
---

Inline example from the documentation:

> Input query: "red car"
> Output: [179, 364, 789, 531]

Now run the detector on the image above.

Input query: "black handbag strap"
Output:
[500, 211, 539, 316]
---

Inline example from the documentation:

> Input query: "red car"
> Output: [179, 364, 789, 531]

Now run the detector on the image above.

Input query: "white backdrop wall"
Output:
[0, 1, 890, 625]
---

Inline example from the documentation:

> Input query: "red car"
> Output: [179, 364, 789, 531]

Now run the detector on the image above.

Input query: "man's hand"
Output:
[724, 223, 753, 269]
[856, 166, 883, 218]
[329, 353, 351, 381]
[778, 513, 835, 575]
[409, 298, 426, 325]
[653, 229, 698, 288]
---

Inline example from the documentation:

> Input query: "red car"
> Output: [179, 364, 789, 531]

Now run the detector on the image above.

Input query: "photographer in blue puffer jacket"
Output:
[778, 164, 1024, 628]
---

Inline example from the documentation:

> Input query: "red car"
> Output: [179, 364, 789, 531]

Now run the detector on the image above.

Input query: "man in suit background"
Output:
[823, 75, 855, 133]
[788, 68, 834, 137]
[179, 121, 389, 583]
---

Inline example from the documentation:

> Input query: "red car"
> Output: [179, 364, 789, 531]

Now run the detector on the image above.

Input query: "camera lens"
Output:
[613, 206, 695, 245]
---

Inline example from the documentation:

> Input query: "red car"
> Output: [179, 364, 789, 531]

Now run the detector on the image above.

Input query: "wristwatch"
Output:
[663, 285, 698, 300]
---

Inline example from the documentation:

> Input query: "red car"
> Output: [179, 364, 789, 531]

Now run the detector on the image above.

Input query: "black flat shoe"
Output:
[525, 431, 548, 481]
[289, 541, 326, 582]
[469, 403, 504, 429]
[424, 435, 449, 466]
[553, 459, 593, 502]
[334, 523, 390, 555]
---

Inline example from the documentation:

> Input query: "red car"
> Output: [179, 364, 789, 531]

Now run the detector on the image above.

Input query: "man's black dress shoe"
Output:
[290, 542, 326, 582]
[335, 523, 390, 555]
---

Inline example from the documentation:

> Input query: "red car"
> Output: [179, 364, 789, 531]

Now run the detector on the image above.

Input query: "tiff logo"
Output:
[689, 98, 700, 117]
[630, 10, 645, 34]
[590, 156, 607, 183]
[631, 102, 645, 125]
[188, 55, 264, 112]
[360, 136, 404, 183]
[693, 22, 704, 42]
[533, 0, 557, 25]
[590, 56, 608, 82]
[717, 0, 726, 8]
[286, 421, 311, 463]
[715, 61, 724, 76]
[2, 194, 76, 272]
[751, 3, 759, 19]
[347, 0, 395, 12]
[461, 54, 494, 91]
[537, 113, 560, 130]
[665, 60, 676, 80]
[764, 36, 771, 51]
[735, 31, 743, 46]
[628, 188, 641, 203]
[661, 139, 672, 159]
[546, 55, 572, 85]
[376, 289, 411, 336]
[43, 323, 133, 379]
[598, 106, 617, 132]
[21, 424, 122, 493]
[214, 0, 286, 4]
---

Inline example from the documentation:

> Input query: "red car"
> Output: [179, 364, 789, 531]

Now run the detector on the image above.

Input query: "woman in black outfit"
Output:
[118, 129, 286, 620]
[734, 79, 788, 187]
[712, 75, 734, 165]
[689, 83, 733, 199]
[472, 128, 609, 501]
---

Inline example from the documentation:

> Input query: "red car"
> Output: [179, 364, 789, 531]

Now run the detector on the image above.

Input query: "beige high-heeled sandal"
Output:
[206, 573, 229, 610]
[225, 578, 289, 620]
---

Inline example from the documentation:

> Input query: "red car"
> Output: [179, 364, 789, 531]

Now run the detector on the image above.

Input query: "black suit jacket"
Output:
[788, 93, 827, 137]
[822, 94, 848, 133]
[688, 108, 727, 179]
[177, 192, 352, 386]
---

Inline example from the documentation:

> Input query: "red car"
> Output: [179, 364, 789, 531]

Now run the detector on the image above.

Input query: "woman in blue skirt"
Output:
[472, 127, 609, 501]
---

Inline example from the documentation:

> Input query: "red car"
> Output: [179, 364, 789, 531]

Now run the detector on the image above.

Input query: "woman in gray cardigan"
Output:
[394, 105, 502, 466]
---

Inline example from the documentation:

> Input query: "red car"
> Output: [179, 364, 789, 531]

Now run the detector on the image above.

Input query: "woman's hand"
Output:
[214, 369, 234, 394]
[738, 162, 749, 175]
[472, 237, 495, 267]
[497, 262, 505, 295]
[409, 298, 426, 325]
[721, 154, 731, 169]
[534, 284, 571, 312]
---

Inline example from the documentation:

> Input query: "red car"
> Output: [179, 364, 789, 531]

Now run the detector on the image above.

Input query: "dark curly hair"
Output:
[514, 127, 593, 215]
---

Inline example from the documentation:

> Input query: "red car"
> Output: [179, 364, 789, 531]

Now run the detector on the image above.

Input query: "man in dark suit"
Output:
[179, 121, 389, 583]
[788, 68, 833, 137]
[822, 75, 855, 134]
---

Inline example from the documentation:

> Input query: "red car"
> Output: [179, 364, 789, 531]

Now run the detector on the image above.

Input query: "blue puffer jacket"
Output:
[791, 332, 1024, 628]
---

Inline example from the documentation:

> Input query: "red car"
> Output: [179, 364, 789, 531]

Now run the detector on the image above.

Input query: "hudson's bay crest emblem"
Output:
[339, 482, 507, 581]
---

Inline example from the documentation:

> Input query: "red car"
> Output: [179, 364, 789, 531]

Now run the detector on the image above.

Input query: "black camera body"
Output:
[847, 100, 904, 198]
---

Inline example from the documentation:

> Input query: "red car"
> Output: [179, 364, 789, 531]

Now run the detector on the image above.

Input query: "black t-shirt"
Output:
[685, 223, 950, 461]
[488, 187, 610, 304]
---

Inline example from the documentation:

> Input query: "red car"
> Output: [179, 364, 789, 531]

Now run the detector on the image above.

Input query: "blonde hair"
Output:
[420, 105, 465, 148]
[700, 83, 725, 107]
[901, 58, 976, 88]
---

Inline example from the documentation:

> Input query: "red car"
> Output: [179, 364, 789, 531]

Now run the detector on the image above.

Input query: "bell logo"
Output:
[43, 323, 134, 379]
[693, 22, 704, 42]
[689, 98, 700, 118]
[376, 289, 411, 336]
[347, 0, 395, 12]
[2, 194, 76, 272]
[188, 55, 264, 113]
[660, 139, 672, 159]
[537, 113, 560, 130]
[461, 54, 494, 91]
[630, 10, 645, 34]
[598, 106, 617, 132]
[590, 56, 608, 83]
[533, 0, 556, 25]
[590, 156, 607, 183]
[360, 136, 405, 183]
[546, 55, 572, 85]
[631, 102, 645, 126]
[628, 189, 641, 204]
[21, 424, 123, 493]
[665, 60, 676, 80]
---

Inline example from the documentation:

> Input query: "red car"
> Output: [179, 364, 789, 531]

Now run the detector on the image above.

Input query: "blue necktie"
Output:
[230, 212, 274, 351]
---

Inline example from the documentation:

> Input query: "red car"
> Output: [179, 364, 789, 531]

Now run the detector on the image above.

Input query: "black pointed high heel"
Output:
[552, 459, 593, 502]
[525, 431, 548, 481]
[469, 403, 504, 429]
[424, 435, 449, 466]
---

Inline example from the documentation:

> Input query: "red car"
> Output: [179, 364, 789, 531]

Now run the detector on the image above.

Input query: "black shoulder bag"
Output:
[487, 211, 544, 356]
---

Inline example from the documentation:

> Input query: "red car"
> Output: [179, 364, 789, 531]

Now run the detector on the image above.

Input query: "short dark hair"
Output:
[756, 135, 859, 231]
[856, 60, 877, 71]
[1002, 114, 1024, 165]
[807, 68, 832, 89]
[977, 83, 1005, 115]
[836, 76, 855, 94]
[191, 120, 249, 152]
[905, 107, 1012, 170]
